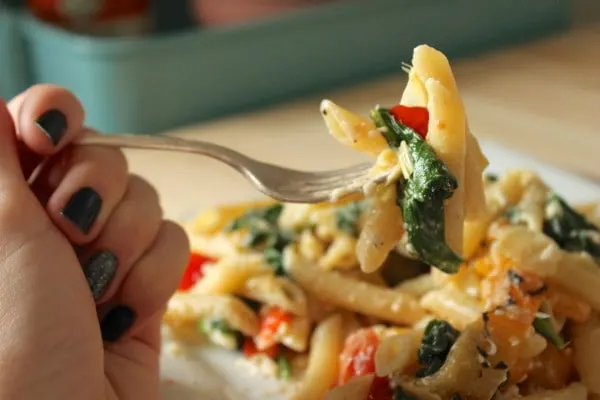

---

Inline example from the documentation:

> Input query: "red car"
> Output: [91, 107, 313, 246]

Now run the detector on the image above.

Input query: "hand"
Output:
[0, 85, 189, 399]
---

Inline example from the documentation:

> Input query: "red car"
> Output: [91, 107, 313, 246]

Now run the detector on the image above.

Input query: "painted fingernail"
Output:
[83, 251, 118, 301]
[101, 305, 136, 343]
[36, 109, 67, 146]
[61, 187, 102, 234]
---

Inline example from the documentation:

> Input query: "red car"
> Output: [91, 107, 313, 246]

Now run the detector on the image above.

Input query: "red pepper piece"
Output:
[390, 105, 429, 139]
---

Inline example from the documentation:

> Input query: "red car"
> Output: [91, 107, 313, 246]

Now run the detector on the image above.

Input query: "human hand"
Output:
[0, 85, 189, 399]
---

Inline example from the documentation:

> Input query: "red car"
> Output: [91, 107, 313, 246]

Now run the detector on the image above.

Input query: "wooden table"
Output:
[125, 23, 600, 219]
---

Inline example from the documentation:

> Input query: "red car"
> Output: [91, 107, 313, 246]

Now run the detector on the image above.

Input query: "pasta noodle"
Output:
[290, 314, 343, 400]
[163, 43, 599, 400]
[165, 293, 259, 336]
[572, 312, 600, 394]
[325, 374, 373, 400]
[284, 247, 425, 325]
[237, 275, 308, 316]
[191, 254, 271, 295]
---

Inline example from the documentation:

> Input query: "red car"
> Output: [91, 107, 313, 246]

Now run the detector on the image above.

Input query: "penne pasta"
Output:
[320, 100, 388, 157]
[419, 285, 482, 330]
[191, 254, 272, 295]
[572, 312, 600, 394]
[405, 44, 488, 220]
[374, 331, 420, 377]
[324, 374, 373, 400]
[290, 314, 344, 400]
[164, 293, 259, 336]
[424, 78, 467, 257]
[356, 185, 404, 273]
[394, 274, 438, 298]
[237, 275, 308, 316]
[284, 250, 425, 325]
[518, 383, 587, 400]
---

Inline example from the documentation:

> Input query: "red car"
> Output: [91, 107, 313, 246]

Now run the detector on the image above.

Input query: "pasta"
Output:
[290, 314, 343, 400]
[163, 44, 600, 400]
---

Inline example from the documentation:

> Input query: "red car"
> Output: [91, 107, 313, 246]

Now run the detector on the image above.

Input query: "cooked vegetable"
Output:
[256, 307, 293, 350]
[277, 354, 292, 379]
[533, 314, 567, 350]
[544, 193, 600, 262]
[264, 247, 285, 276]
[242, 337, 280, 359]
[228, 203, 293, 275]
[178, 252, 214, 291]
[228, 203, 284, 230]
[335, 200, 365, 236]
[505, 206, 525, 226]
[371, 108, 461, 273]
[389, 104, 429, 139]
[338, 328, 381, 385]
[199, 318, 244, 350]
[484, 173, 498, 182]
[417, 319, 460, 377]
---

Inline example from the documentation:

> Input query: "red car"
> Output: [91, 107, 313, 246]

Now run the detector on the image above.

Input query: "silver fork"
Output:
[79, 134, 387, 203]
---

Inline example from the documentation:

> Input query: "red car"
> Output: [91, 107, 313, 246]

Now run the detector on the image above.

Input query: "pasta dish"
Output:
[163, 45, 600, 400]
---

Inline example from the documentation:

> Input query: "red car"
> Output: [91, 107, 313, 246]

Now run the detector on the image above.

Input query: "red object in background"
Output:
[390, 105, 429, 139]
[366, 376, 394, 400]
[27, 0, 149, 35]
[178, 252, 214, 291]
[338, 328, 381, 385]
[191, 0, 333, 27]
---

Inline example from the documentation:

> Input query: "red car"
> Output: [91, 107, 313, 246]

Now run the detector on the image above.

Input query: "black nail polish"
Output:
[36, 109, 67, 146]
[61, 187, 102, 234]
[101, 305, 136, 343]
[83, 251, 118, 301]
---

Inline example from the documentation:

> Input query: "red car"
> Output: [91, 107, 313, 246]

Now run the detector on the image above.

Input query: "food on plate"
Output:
[162, 45, 600, 400]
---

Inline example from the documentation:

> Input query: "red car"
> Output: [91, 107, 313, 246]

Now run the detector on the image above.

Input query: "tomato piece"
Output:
[178, 252, 213, 291]
[338, 328, 381, 385]
[390, 105, 429, 139]
[242, 337, 280, 359]
[256, 307, 293, 349]
[366, 375, 394, 400]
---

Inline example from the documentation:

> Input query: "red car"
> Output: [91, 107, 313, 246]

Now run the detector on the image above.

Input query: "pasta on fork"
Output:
[163, 45, 600, 400]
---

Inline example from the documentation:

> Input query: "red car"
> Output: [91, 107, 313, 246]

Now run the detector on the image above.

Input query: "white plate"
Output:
[155, 139, 599, 400]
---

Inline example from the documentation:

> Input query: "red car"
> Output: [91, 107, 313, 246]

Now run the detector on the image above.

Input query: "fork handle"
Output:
[79, 133, 256, 173]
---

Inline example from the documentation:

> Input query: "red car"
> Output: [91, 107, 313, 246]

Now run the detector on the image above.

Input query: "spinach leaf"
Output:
[371, 108, 462, 273]
[484, 172, 499, 182]
[533, 315, 567, 350]
[264, 247, 286, 276]
[198, 318, 244, 350]
[276, 355, 292, 379]
[335, 200, 365, 236]
[228, 203, 292, 275]
[543, 193, 600, 263]
[417, 319, 460, 377]
[228, 203, 283, 231]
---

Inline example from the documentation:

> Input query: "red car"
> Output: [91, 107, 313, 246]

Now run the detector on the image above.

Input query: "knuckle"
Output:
[161, 221, 190, 264]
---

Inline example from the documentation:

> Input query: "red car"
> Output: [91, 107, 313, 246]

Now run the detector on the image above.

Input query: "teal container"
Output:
[15, 0, 570, 134]
[0, 8, 28, 100]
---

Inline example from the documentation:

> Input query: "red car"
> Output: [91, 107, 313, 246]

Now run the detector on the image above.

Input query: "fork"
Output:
[79, 134, 387, 203]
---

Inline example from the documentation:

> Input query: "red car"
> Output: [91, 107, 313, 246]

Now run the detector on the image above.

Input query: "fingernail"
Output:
[83, 251, 118, 301]
[101, 305, 136, 343]
[61, 187, 102, 234]
[36, 109, 67, 146]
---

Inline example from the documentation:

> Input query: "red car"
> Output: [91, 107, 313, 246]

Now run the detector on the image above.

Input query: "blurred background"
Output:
[0, 0, 596, 136]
